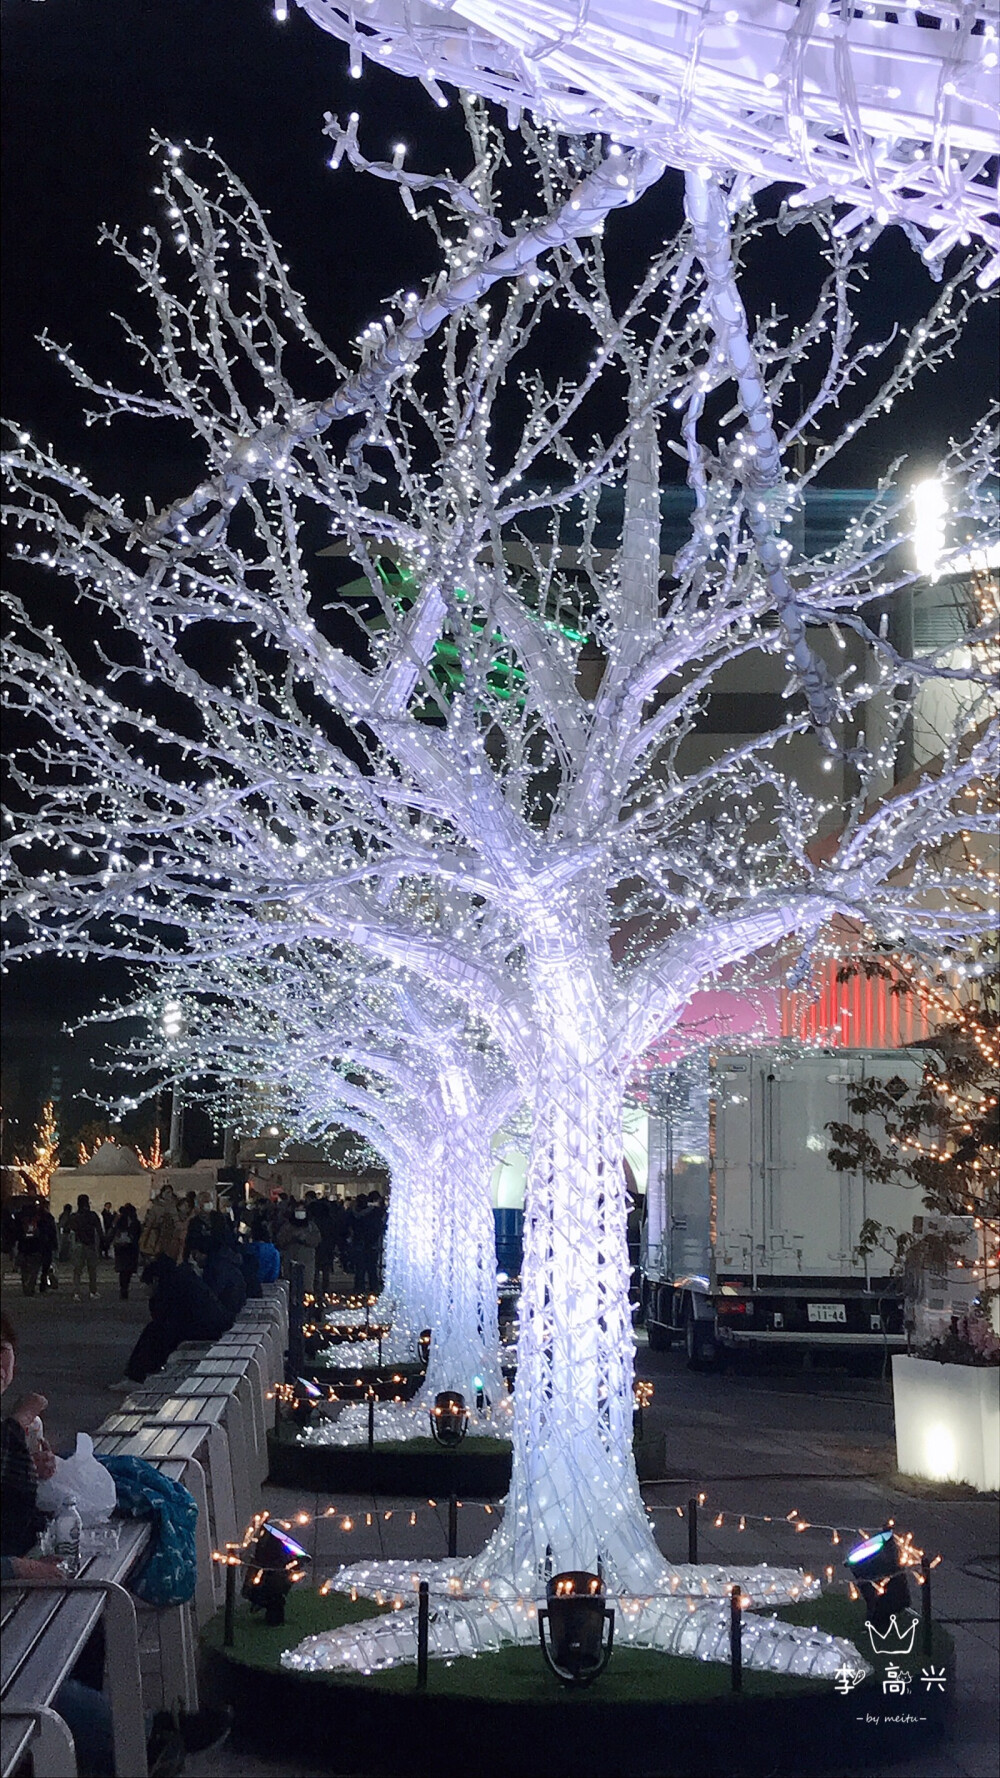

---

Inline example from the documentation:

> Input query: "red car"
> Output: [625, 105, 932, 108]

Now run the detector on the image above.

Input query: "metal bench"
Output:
[153, 1350, 269, 1480]
[92, 1426, 217, 1623]
[2, 1522, 150, 1778]
[158, 1378, 257, 1523]
[100, 1396, 241, 1550]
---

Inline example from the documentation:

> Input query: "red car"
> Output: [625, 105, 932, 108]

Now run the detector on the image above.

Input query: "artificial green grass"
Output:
[203, 1584, 947, 1705]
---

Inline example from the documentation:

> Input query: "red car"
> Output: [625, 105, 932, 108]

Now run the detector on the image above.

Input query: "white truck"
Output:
[641, 1046, 927, 1369]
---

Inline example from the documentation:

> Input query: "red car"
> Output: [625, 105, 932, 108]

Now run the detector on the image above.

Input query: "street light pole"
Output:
[161, 1000, 186, 1166]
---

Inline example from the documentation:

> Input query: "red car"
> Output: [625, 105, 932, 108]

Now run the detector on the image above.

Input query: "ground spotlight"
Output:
[429, 1390, 469, 1447]
[538, 1571, 614, 1687]
[289, 1376, 323, 1428]
[241, 1521, 311, 1626]
[845, 1527, 911, 1635]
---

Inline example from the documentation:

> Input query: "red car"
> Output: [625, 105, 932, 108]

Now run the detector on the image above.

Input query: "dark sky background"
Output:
[2, 0, 995, 1152]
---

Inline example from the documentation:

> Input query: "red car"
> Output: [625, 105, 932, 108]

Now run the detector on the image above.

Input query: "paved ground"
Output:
[4, 1272, 997, 1777]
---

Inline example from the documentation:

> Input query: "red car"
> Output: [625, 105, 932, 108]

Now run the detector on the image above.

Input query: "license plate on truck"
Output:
[807, 1302, 846, 1324]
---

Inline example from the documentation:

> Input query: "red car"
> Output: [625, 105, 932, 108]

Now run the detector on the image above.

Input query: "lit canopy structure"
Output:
[294, 0, 1000, 281]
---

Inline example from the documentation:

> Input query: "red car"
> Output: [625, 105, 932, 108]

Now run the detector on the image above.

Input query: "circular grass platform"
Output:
[202, 1585, 952, 1777]
[267, 1422, 513, 1496]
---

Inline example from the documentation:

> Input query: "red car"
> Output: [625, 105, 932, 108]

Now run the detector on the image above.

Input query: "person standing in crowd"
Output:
[337, 1195, 355, 1271]
[38, 1203, 59, 1292]
[180, 1191, 209, 1253]
[363, 1190, 385, 1293]
[327, 1195, 348, 1277]
[311, 1195, 336, 1297]
[57, 1202, 74, 1263]
[138, 1183, 183, 1263]
[110, 1203, 142, 1300]
[68, 1193, 103, 1300]
[14, 1204, 57, 1297]
[100, 1201, 116, 1256]
[348, 1193, 377, 1296]
[275, 1200, 321, 1294]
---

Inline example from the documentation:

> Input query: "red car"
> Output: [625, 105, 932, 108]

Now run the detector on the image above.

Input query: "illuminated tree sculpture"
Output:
[3, 123, 998, 1672]
[292, 0, 1000, 278]
[105, 949, 515, 1425]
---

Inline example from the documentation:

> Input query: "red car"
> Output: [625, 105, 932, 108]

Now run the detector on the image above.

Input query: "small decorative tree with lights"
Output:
[12, 1099, 60, 1197]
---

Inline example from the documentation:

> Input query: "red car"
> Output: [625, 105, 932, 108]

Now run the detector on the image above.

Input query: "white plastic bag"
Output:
[36, 1432, 117, 1526]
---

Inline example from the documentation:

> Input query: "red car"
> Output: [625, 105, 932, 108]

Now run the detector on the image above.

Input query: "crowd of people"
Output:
[4, 1181, 386, 1305]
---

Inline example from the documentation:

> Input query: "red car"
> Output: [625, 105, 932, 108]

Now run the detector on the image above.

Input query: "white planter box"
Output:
[892, 1355, 1000, 1492]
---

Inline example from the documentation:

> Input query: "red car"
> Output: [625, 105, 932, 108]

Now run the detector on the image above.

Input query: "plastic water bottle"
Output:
[53, 1499, 82, 1577]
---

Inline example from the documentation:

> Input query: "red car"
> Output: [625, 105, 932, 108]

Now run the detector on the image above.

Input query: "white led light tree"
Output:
[292, 1, 1000, 281]
[105, 948, 515, 1421]
[3, 121, 998, 1671]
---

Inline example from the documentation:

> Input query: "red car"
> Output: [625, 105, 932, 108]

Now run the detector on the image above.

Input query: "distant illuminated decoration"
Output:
[292, 1, 1000, 282]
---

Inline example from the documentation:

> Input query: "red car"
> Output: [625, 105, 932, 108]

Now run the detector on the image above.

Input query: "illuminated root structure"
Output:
[283, 1574, 864, 1680]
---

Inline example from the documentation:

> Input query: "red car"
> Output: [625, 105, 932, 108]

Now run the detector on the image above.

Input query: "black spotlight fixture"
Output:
[288, 1376, 323, 1429]
[845, 1528, 911, 1634]
[429, 1390, 469, 1447]
[418, 1328, 432, 1367]
[538, 1572, 615, 1687]
[241, 1521, 312, 1626]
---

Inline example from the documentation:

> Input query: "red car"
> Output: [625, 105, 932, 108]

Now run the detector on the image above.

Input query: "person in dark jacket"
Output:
[38, 1206, 59, 1292]
[68, 1193, 104, 1300]
[110, 1204, 142, 1300]
[108, 1253, 229, 1389]
[363, 1191, 385, 1292]
[15, 1205, 58, 1296]
[349, 1194, 381, 1295]
[186, 1224, 247, 1325]
[100, 1202, 116, 1256]
[310, 1197, 337, 1297]
[57, 1203, 74, 1262]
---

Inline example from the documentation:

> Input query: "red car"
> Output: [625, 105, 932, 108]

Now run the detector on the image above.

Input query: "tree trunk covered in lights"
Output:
[469, 927, 663, 1590]
[419, 1117, 504, 1414]
[384, 1153, 440, 1348]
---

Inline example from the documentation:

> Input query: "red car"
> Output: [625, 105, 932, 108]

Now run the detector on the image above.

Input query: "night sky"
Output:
[2, 0, 995, 1147]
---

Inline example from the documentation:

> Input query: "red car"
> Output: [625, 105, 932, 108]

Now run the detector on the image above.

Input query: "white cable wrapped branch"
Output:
[282, 1583, 865, 1677]
[294, 0, 1000, 279]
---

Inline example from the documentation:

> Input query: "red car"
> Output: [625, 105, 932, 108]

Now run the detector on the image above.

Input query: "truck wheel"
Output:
[684, 1304, 718, 1372]
[647, 1319, 673, 1352]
